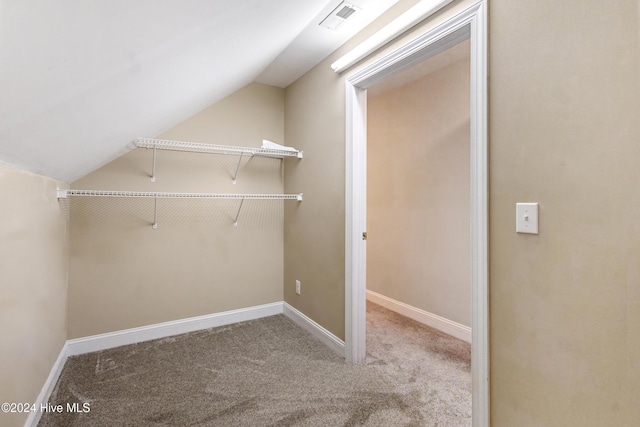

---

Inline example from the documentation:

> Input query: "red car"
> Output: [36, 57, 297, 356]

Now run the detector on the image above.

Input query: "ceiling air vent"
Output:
[319, 2, 361, 31]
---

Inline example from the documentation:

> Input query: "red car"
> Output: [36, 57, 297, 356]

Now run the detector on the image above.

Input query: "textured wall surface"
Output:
[0, 165, 68, 427]
[367, 56, 470, 327]
[286, 0, 639, 424]
[68, 83, 287, 338]
[488, 1, 640, 425]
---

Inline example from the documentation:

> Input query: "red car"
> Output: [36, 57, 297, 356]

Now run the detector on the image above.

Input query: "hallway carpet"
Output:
[40, 302, 471, 426]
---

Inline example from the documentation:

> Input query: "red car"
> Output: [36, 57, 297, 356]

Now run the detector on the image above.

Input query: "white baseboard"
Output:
[25, 303, 283, 427]
[283, 302, 345, 357]
[24, 343, 69, 427]
[26, 300, 346, 427]
[366, 290, 471, 343]
[66, 302, 284, 356]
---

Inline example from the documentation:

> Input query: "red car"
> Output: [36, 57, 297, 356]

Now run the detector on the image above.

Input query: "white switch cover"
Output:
[516, 203, 539, 234]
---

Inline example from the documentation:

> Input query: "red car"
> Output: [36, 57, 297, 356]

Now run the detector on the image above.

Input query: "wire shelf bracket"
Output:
[153, 196, 158, 229]
[135, 138, 303, 184]
[233, 198, 245, 227]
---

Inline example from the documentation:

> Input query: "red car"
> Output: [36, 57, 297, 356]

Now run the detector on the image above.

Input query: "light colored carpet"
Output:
[39, 302, 471, 426]
[365, 302, 471, 426]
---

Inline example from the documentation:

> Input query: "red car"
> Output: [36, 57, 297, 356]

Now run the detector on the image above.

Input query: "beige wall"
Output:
[285, 0, 639, 424]
[283, 51, 348, 339]
[68, 82, 287, 338]
[2, 1, 637, 425]
[284, 0, 472, 341]
[0, 164, 68, 427]
[489, 1, 640, 425]
[367, 56, 471, 327]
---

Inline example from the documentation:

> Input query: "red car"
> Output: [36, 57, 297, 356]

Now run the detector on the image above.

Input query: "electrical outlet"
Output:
[295, 280, 301, 295]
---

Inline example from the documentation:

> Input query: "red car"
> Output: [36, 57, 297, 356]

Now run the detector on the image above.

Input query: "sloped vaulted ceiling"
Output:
[1, 0, 376, 182]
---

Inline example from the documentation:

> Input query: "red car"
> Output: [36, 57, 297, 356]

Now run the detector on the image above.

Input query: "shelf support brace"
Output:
[232, 152, 244, 184]
[151, 145, 157, 182]
[152, 197, 158, 229]
[233, 198, 245, 227]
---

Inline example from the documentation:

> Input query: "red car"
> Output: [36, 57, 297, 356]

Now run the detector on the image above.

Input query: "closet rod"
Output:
[57, 189, 303, 201]
[135, 138, 303, 159]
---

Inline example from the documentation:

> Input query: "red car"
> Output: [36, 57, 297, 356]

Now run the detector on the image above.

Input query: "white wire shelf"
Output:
[135, 138, 303, 159]
[57, 189, 302, 200]
[134, 138, 302, 184]
[57, 189, 303, 227]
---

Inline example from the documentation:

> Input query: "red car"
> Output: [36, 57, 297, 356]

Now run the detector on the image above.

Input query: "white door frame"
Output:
[344, 1, 488, 425]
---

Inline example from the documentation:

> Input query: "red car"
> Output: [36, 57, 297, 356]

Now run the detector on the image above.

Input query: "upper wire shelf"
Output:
[134, 138, 302, 184]
[135, 138, 303, 159]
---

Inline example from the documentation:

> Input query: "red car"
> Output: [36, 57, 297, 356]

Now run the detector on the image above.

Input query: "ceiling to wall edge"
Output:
[255, 0, 402, 88]
[329, 0, 455, 73]
[72, 0, 405, 184]
[1, 1, 404, 184]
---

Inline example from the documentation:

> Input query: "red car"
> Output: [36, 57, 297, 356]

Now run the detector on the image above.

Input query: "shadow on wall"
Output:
[66, 197, 285, 230]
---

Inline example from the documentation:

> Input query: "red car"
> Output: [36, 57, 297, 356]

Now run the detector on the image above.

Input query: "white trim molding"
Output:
[344, 1, 488, 425]
[25, 301, 348, 426]
[366, 290, 471, 343]
[24, 345, 69, 427]
[345, 78, 368, 364]
[66, 302, 284, 356]
[26, 303, 284, 427]
[283, 303, 346, 357]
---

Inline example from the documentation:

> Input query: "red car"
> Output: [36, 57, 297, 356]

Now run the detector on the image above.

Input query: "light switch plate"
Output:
[516, 203, 539, 234]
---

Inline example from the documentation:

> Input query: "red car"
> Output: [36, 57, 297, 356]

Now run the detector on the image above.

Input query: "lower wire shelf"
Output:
[57, 189, 303, 227]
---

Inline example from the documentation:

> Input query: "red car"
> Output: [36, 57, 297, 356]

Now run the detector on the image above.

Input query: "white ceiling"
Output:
[0, 0, 399, 182]
[257, 0, 400, 88]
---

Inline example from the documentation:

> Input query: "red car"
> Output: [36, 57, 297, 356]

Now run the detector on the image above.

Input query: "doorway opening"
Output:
[365, 35, 472, 423]
[344, 2, 487, 425]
